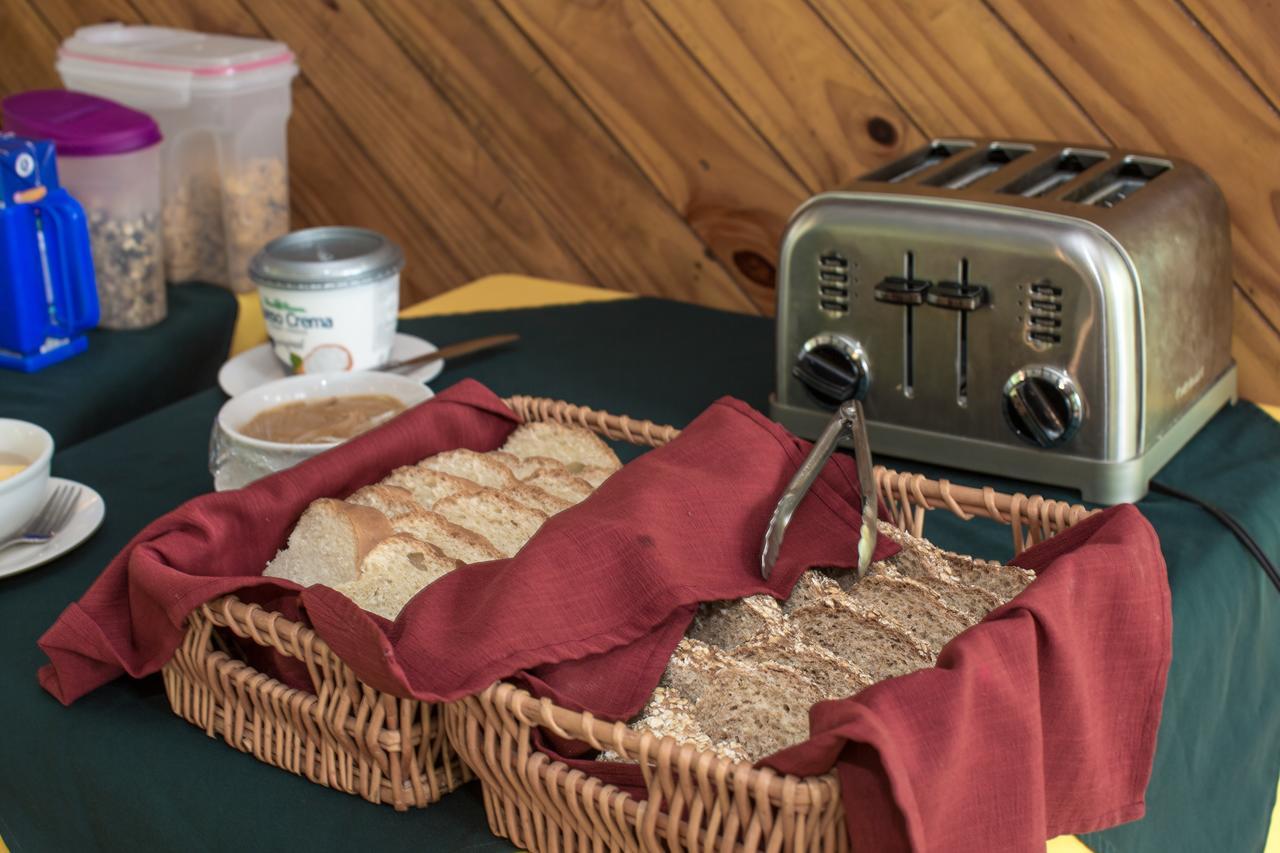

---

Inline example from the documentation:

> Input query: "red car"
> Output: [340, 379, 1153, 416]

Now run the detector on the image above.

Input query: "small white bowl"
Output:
[0, 419, 54, 541]
[211, 371, 432, 491]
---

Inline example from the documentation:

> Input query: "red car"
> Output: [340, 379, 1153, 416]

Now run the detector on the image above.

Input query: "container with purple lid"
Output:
[2, 89, 166, 329]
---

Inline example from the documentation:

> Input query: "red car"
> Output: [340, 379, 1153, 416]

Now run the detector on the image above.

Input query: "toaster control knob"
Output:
[1002, 367, 1082, 448]
[794, 334, 869, 408]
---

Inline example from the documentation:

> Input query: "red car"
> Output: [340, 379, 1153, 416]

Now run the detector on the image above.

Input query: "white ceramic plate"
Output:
[218, 333, 442, 397]
[0, 478, 105, 580]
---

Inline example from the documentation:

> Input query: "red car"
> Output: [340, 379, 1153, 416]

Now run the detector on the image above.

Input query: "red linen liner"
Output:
[38, 379, 1170, 850]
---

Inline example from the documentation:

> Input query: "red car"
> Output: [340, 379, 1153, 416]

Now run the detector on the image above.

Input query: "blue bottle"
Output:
[0, 134, 99, 372]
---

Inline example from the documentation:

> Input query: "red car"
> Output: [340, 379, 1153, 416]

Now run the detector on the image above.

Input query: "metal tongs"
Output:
[761, 399, 877, 579]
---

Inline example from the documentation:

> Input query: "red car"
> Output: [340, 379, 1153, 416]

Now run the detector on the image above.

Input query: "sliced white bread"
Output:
[420, 448, 517, 490]
[381, 465, 481, 509]
[491, 452, 567, 481]
[389, 509, 504, 564]
[359, 533, 457, 581]
[500, 421, 621, 472]
[433, 488, 549, 557]
[505, 483, 573, 517]
[346, 484, 420, 518]
[523, 470, 593, 505]
[575, 466, 614, 489]
[337, 535, 456, 620]
[790, 597, 934, 682]
[263, 499, 392, 588]
[687, 594, 786, 651]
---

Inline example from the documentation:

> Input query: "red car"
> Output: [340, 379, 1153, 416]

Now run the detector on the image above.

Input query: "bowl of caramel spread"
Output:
[211, 372, 431, 490]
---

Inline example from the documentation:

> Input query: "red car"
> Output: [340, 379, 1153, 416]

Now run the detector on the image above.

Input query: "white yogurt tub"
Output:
[249, 227, 404, 373]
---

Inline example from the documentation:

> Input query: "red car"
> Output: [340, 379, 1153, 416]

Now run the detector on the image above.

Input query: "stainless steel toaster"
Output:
[771, 138, 1237, 503]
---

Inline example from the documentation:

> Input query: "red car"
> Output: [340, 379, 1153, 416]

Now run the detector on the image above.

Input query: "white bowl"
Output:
[211, 371, 432, 491]
[0, 419, 54, 541]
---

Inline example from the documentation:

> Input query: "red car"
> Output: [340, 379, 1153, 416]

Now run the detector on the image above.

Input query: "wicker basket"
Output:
[443, 396, 1097, 851]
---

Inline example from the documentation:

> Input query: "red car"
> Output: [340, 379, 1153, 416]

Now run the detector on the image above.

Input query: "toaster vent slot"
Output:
[817, 251, 849, 316]
[999, 148, 1107, 198]
[924, 143, 1034, 190]
[1026, 281, 1063, 346]
[1065, 156, 1171, 208]
[861, 140, 975, 184]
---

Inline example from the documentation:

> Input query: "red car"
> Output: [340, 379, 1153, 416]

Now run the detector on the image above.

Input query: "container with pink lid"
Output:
[2, 89, 166, 329]
[57, 24, 298, 293]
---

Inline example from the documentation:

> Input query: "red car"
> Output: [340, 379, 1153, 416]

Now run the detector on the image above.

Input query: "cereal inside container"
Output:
[1, 89, 166, 330]
[57, 23, 297, 293]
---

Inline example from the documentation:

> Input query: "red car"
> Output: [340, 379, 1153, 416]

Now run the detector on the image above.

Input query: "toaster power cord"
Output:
[1149, 480, 1280, 594]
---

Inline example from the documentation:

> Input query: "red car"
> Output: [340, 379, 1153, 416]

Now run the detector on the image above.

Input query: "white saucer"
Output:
[0, 478, 105, 580]
[218, 333, 443, 397]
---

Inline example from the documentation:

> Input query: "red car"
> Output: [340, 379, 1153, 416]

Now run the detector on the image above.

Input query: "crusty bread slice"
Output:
[790, 597, 934, 682]
[783, 570, 843, 613]
[575, 466, 614, 489]
[692, 658, 825, 761]
[505, 483, 573, 516]
[433, 488, 548, 557]
[832, 574, 970, 654]
[599, 687, 749, 764]
[496, 453, 568, 481]
[381, 465, 480, 509]
[687, 594, 786, 651]
[263, 499, 392, 588]
[523, 470, 593, 505]
[876, 521, 1034, 603]
[346, 484, 419, 518]
[500, 421, 621, 472]
[337, 535, 455, 620]
[659, 638, 740, 703]
[907, 574, 1004, 624]
[389, 509, 504, 564]
[420, 448, 517, 490]
[734, 631, 873, 700]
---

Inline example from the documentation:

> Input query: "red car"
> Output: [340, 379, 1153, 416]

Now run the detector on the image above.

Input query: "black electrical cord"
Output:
[1149, 480, 1280, 594]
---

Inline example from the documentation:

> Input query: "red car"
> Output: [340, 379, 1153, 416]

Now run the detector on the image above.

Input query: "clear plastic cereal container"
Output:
[2, 89, 166, 329]
[56, 24, 297, 293]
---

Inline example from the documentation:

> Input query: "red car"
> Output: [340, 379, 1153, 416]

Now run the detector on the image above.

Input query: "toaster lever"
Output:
[927, 281, 987, 311]
[874, 275, 931, 306]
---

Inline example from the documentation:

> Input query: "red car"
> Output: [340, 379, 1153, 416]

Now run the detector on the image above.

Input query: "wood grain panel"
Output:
[1181, 0, 1280, 108]
[643, 0, 924, 191]
[807, 0, 1107, 142]
[501, 0, 812, 311]
[365, 1, 756, 312]
[0, 0, 61, 93]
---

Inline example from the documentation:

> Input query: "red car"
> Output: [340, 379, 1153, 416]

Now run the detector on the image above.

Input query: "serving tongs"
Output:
[761, 399, 878, 580]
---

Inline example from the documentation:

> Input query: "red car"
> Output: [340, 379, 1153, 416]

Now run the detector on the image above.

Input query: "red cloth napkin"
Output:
[39, 379, 1170, 851]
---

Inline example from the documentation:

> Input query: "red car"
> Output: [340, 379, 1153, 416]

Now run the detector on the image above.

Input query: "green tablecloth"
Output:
[0, 284, 237, 449]
[1, 299, 1276, 852]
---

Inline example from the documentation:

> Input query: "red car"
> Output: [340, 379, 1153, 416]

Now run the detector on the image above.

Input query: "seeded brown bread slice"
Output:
[790, 597, 934, 682]
[433, 488, 549, 557]
[906, 573, 1004, 624]
[501, 421, 621, 472]
[687, 594, 786, 651]
[381, 465, 481, 509]
[505, 483, 574, 516]
[599, 687, 749, 764]
[733, 631, 874, 700]
[832, 574, 971, 654]
[346, 484, 420, 518]
[658, 638, 741, 703]
[876, 521, 1034, 603]
[419, 448, 518, 490]
[523, 470, 594, 505]
[783, 570, 844, 614]
[388, 509, 503, 564]
[691, 658, 826, 762]
[263, 499, 392, 588]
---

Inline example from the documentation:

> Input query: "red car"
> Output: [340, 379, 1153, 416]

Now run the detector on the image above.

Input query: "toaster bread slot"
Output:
[924, 143, 1034, 191]
[861, 140, 974, 184]
[1065, 156, 1171, 207]
[999, 149, 1107, 198]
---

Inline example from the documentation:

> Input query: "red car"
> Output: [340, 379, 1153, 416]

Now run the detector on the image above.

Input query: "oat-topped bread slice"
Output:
[906, 574, 1004, 624]
[734, 631, 874, 700]
[381, 465, 481, 509]
[388, 509, 503, 565]
[832, 574, 971, 654]
[420, 448, 518, 490]
[783, 570, 844, 614]
[505, 483, 573, 517]
[876, 522, 1034, 603]
[790, 597, 934, 682]
[346, 484, 420, 519]
[659, 637, 740, 703]
[433, 488, 548, 557]
[523, 470, 594, 505]
[501, 421, 622, 472]
[338, 536, 455, 620]
[598, 687, 749, 764]
[692, 658, 826, 762]
[263, 499, 392, 588]
[687, 594, 786, 651]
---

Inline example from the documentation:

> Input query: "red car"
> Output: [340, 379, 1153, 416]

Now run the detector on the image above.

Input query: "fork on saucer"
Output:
[0, 483, 80, 552]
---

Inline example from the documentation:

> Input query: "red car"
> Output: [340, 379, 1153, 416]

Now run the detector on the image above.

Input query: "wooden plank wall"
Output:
[2, 0, 1278, 402]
